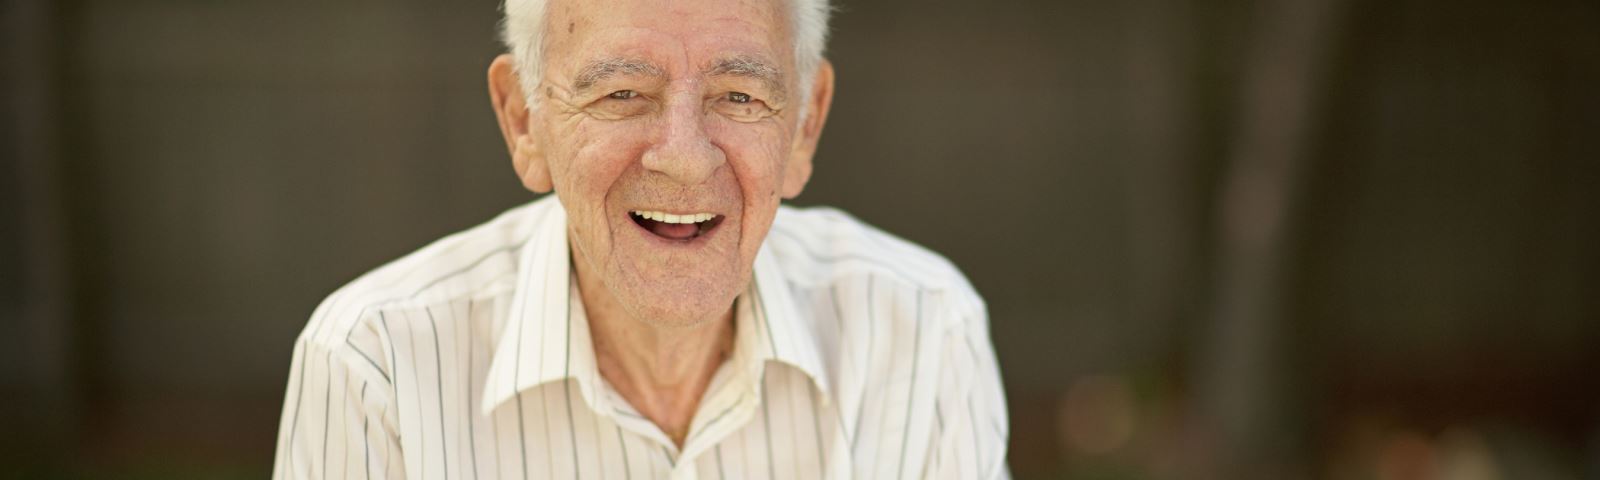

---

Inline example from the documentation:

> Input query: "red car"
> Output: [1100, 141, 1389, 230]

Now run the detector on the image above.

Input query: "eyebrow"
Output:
[572, 57, 667, 94]
[704, 55, 787, 100]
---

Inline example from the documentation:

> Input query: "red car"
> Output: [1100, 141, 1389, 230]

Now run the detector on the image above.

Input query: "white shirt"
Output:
[273, 195, 1010, 479]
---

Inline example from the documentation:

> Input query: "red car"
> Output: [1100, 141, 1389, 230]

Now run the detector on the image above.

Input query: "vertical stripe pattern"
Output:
[272, 196, 1010, 479]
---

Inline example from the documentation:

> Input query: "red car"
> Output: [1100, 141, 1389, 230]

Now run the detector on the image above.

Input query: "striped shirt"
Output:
[272, 195, 1010, 479]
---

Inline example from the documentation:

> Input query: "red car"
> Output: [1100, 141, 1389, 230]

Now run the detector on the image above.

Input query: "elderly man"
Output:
[273, 0, 1007, 478]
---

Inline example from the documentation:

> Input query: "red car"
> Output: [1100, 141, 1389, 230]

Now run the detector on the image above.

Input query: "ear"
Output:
[489, 54, 553, 193]
[781, 59, 835, 199]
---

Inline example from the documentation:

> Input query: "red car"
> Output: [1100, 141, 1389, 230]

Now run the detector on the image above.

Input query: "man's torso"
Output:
[273, 196, 1007, 479]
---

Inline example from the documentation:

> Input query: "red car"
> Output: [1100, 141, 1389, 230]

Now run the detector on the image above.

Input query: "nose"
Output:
[640, 95, 726, 186]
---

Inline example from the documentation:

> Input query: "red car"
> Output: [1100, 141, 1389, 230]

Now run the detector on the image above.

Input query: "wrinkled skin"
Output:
[488, 0, 835, 328]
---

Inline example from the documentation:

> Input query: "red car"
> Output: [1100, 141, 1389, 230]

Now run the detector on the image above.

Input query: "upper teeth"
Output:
[633, 210, 715, 224]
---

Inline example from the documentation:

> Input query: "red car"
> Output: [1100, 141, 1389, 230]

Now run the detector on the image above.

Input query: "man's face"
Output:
[506, 0, 830, 325]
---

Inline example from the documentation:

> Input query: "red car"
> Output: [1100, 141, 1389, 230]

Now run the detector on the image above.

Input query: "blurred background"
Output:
[3, 0, 1598, 478]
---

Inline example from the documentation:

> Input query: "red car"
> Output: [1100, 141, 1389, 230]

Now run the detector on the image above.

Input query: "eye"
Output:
[588, 89, 655, 119]
[711, 90, 775, 122]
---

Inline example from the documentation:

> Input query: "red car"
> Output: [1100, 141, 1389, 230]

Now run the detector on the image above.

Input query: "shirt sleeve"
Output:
[273, 338, 406, 479]
[927, 304, 1011, 480]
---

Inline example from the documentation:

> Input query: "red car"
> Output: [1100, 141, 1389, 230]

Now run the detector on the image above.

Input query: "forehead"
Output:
[543, 0, 794, 73]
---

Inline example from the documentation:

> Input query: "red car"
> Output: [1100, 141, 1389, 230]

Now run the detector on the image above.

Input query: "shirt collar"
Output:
[480, 199, 830, 415]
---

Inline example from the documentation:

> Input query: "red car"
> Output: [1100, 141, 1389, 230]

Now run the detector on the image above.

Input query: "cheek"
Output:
[707, 119, 793, 199]
[561, 121, 652, 198]
[552, 120, 654, 262]
[707, 120, 793, 265]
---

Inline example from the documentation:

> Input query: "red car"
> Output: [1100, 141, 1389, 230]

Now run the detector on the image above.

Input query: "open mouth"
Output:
[630, 210, 724, 241]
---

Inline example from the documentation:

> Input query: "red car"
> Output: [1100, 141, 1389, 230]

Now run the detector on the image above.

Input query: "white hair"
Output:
[498, 0, 831, 109]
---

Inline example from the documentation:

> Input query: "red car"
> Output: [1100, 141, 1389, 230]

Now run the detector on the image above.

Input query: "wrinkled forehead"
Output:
[541, 0, 796, 81]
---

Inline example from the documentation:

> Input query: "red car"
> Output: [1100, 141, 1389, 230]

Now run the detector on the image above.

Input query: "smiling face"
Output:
[488, 0, 835, 326]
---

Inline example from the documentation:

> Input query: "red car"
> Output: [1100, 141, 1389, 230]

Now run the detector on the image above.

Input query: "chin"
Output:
[607, 268, 746, 329]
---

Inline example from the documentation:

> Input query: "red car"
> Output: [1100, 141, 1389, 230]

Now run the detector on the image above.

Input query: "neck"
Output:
[573, 257, 736, 448]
